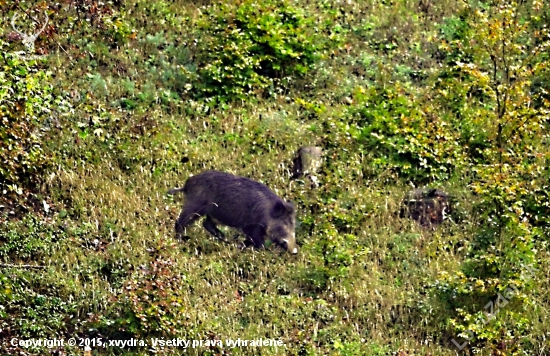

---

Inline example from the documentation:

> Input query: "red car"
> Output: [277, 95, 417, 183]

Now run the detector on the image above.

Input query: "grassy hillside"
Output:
[1, 0, 549, 355]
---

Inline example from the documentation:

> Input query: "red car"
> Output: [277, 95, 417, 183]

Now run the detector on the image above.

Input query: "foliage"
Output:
[347, 85, 467, 182]
[429, 0, 550, 352]
[0, 215, 74, 354]
[0, 269, 76, 342]
[0, 214, 59, 261]
[302, 212, 359, 290]
[2, 0, 550, 354]
[0, 42, 55, 190]
[103, 249, 191, 339]
[195, 0, 336, 101]
[57, 0, 133, 47]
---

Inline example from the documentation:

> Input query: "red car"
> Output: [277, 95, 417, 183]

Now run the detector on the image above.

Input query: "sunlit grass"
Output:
[1, 0, 548, 354]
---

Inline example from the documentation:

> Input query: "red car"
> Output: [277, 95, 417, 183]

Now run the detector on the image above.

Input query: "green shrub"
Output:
[428, 1, 550, 352]
[0, 214, 60, 262]
[340, 85, 466, 182]
[102, 251, 191, 339]
[0, 43, 55, 190]
[1, 268, 76, 354]
[195, 0, 334, 101]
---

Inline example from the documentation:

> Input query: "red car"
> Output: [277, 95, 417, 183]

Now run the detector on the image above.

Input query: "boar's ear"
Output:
[271, 201, 287, 218]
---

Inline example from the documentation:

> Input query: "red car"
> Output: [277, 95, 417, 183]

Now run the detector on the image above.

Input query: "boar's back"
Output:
[184, 170, 292, 228]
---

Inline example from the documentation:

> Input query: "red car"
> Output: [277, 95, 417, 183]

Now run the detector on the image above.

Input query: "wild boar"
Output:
[400, 188, 451, 227]
[168, 170, 298, 254]
[292, 146, 323, 188]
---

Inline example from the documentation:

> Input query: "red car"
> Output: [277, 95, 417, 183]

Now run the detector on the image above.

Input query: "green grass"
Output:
[1, 0, 549, 354]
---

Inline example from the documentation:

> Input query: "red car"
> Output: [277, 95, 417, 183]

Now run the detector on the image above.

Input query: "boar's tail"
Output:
[167, 187, 185, 195]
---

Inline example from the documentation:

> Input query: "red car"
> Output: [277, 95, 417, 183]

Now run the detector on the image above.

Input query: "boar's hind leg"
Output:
[242, 225, 266, 249]
[203, 216, 228, 242]
[175, 202, 207, 239]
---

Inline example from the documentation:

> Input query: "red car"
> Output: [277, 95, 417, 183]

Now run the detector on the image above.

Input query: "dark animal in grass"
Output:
[168, 170, 298, 254]
[400, 188, 451, 228]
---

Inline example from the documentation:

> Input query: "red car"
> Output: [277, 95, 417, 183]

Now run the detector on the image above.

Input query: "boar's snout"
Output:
[272, 227, 298, 254]
[269, 201, 298, 254]
[282, 233, 298, 254]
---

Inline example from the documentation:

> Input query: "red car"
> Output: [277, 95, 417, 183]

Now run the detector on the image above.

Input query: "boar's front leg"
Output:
[242, 224, 266, 249]
[203, 216, 228, 242]
[175, 201, 207, 239]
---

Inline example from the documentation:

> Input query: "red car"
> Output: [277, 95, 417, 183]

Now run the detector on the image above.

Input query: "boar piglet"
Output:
[168, 170, 298, 254]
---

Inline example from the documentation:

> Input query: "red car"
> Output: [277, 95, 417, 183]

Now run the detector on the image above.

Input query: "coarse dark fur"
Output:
[400, 188, 451, 227]
[168, 170, 298, 254]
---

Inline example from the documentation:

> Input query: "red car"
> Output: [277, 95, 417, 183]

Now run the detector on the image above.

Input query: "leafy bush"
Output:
[0, 214, 60, 262]
[0, 43, 55, 190]
[303, 222, 358, 291]
[195, 0, 334, 101]
[102, 251, 191, 339]
[338, 85, 466, 182]
[429, 1, 550, 352]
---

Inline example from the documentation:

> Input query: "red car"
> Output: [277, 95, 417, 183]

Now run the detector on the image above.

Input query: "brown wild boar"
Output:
[400, 188, 451, 227]
[292, 146, 323, 178]
[292, 146, 323, 188]
[168, 170, 298, 254]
